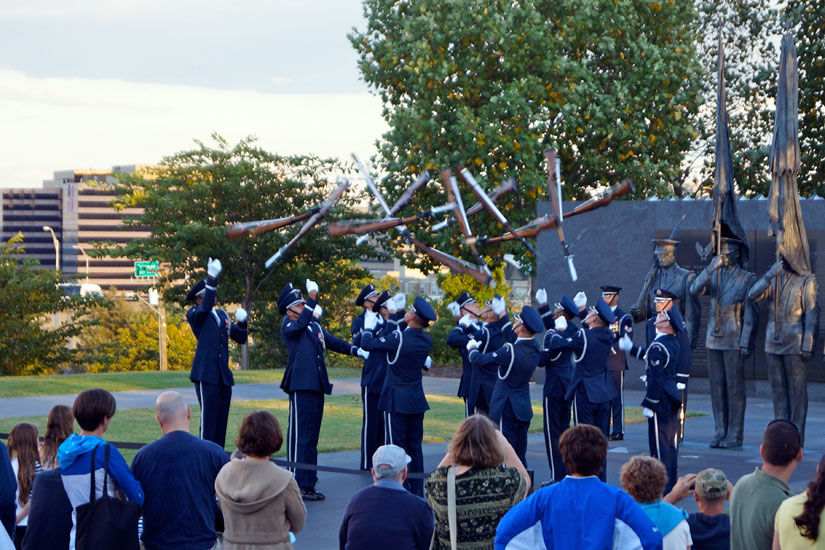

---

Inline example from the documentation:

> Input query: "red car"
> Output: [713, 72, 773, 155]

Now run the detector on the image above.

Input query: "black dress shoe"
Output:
[301, 488, 326, 501]
[609, 433, 623, 441]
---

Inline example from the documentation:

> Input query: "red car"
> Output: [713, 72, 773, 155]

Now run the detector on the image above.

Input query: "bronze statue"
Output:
[690, 238, 757, 448]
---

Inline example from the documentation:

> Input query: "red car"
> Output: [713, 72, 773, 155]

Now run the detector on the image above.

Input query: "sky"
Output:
[0, 0, 387, 188]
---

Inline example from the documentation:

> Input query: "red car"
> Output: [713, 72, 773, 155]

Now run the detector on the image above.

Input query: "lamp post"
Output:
[42, 226, 60, 329]
[73, 244, 90, 281]
[136, 293, 168, 371]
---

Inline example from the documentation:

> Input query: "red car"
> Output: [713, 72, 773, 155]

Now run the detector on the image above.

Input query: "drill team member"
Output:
[446, 292, 483, 416]
[465, 295, 509, 415]
[602, 285, 633, 441]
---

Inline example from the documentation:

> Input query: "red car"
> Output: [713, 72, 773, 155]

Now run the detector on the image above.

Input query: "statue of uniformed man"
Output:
[690, 238, 758, 448]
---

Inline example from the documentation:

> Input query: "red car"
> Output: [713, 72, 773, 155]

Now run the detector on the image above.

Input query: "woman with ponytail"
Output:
[39, 405, 74, 470]
[8, 423, 42, 549]
[773, 452, 825, 549]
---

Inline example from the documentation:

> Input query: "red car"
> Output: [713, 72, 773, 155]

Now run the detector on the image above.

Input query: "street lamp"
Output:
[74, 244, 90, 281]
[135, 293, 168, 371]
[42, 226, 60, 329]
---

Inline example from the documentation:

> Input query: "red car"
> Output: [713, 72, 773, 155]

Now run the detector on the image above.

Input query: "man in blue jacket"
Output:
[280, 279, 363, 501]
[360, 296, 436, 497]
[445, 291, 482, 416]
[186, 257, 248, 448]
[0, 441, 15, 539]
[602, 285, 633, 442]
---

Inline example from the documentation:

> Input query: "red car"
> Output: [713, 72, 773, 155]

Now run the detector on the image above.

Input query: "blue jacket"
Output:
[607, 307, 633, 372]
[647, 317, 691, 384]
[539, 323, 577, 399]
[495, 476, 662, 550]
[0, 441, 15, 538]
[466, 316, 509, 407]
[549, 326, 616, 404]
[187, 277, 247, 386]
[361, 320, 432, 415]
[470, 337, 539, 422]
[352, 312, 389, 394]
[281, 296, 357, 394]
[446, 323, 473, 399]
[21, 468, 73, 550]
[629, 334, 681, 414]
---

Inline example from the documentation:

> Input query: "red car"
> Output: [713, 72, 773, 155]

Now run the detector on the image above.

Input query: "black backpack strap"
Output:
[88, 445, 98, 504]
[102, 444, 110, 498]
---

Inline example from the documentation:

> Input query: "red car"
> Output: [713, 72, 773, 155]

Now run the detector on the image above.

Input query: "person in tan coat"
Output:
[215, 411, 306, 550]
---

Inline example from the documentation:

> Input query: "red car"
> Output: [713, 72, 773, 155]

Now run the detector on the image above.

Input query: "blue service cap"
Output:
[600, 285, 622, 293]
[355, 283, 379, 307]
[594, 298, 616, 325]
[185, 279, 207, 302]
[654, 288, 678, 301]
[518, 305, 544, 335]
[456, 291, 476, 309]
[278, 283, 304, 315]
[372, 290, 391, 312]
[555, 295, 579, 318]
[412, 296, 437, 325]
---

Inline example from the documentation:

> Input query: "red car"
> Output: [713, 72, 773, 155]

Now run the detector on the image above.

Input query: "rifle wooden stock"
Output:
[329, 216, 416, 237]
[480, 179, 634, 244]
[407, 235, 492, 286]
[226, 212, 313, 240]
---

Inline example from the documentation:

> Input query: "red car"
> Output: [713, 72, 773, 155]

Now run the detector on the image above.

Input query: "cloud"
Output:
[0, 68, 388, 188]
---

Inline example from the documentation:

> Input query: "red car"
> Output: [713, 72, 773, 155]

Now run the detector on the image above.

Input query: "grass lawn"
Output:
[0, 394, 704, 465]
[0, 368, 362, 398]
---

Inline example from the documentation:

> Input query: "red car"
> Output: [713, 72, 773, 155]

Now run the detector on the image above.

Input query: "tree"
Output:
[350, 0, 704, 272]
[0, 234, 99, 375]
[103, 135, 382, 368]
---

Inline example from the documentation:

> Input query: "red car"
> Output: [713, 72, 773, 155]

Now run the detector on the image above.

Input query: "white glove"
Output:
[392, 293, 406, 311]
[207, 257, 222, 278]
[363, 310, 378, 331]
[356, 348, 370, 359]
[677, 382, 686, 390]
[306, 279, 319, 294]
[313, 305, 323, 319]
[458, 313, 474, 328]
[491, 295, 506, 316]
[424, 356, 432, 369]
[640, 375, 648, 383]
[446, 301, 461, 318]
[535, 288, 548, 306]
[466, 339, 480, 351]
[234, 307, 248, 323]
[618, 334, 633, 352]
[643, 407, 655, 418]
[573, 291, 587, 309]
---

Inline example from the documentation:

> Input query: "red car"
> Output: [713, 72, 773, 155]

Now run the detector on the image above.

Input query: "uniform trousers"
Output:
[571, 386, 610, 482]
[608, 370, 625, 435]
[194, 380, 232, 448]
[472, 387, 491, 416]
[360, 387, 384, 470]
[542, 394, 570, 482]
[383, 411, 425, 496]
[707, 349, 746, 445]
[765, 353, 808, 444]
[649, 401, 680, 495]
[495, 401, 530, 468]
[287, 390, 324, 490]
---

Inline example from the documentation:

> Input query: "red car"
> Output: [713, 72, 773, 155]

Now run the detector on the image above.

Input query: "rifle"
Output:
[440, 169, 493, 278]
[328, 203, 455, 238]
[544, 149, 577, 281]
[264, 180, 350, 269]
[226, 210, 317, 240]
[474, 179, 634, 244]
[432, 178, 517, 232]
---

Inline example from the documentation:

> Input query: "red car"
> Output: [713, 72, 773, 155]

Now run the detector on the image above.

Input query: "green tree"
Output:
[350, 0, 704, 272]
[0, 234, 99, 375]
[102, 135, 381, 369]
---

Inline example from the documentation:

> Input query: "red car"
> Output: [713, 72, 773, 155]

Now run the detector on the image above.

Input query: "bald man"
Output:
[131, 392, 229, 550]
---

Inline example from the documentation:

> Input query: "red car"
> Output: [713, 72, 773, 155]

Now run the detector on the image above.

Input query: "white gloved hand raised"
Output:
[207, 257, 222, 278]
[640, 374, 648, 384]
[234, 307, 248, 324]
[306, 279, 319, 294]
[363, 310, 378, 331]
[446, 301, 461, 318]
[491, 295, 506, 316]
[535, 288, 548, 306]
[424, 356, 432, 369]
[643, 407, 655, 418]
[676, 382, 686, 391]
[393, 293, 407, 311]
[313, 305, 323, 319]
[573, 291, 587, 309]
[458, 313, 474, 328]
[618, 334, 633, 352]
[554, 315, 568, 331]
[356, 348, 370, 359]
[465, 339, 480, 351]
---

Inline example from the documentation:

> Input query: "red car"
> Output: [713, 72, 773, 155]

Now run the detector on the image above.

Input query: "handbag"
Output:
[75, 444, 140, 550]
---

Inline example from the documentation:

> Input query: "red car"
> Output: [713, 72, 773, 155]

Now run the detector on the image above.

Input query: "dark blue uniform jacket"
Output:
[630, 334, 681, 414]
[647, 317, 691, 384]
[549, 326, 616, 404]
[470, 337, 540, 422]
[539, 324, 577, 399]
[352, 313, 389, 394]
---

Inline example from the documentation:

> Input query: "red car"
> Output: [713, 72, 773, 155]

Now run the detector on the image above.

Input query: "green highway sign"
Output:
[134, 261, 159, 278]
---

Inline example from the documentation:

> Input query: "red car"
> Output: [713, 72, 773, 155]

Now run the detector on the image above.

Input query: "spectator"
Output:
[131, 391, 229, 550]
[39, 405, 74, 470]
[663, 469, 731, 550]
[8, 423, 42, 549]
[20, 468, 73, 550]
[0, 441, 15, 540]
[339, 444, 434, 550]
[215, 411, 306, 550]
[58, 388, 144, 550]
[730, 419, 802, 550]
[620, 456, 691, 550]
[426, 415, 528, 549]
[495, 424, 662, 550]
[773, 452, 825, 549]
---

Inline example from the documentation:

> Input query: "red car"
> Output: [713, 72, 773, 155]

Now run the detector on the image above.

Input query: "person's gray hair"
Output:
[155, 391, 187, 423]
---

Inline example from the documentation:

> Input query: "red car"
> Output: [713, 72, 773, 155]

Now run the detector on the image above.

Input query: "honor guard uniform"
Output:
[186, 258, 248, 448]
[446, 292, 483, 416]
[536, 293, 578, 482]
[602, 285, 633, 441]
[621, 307, 683, 493]
[351, 284, 387, 470]
[360, 296, 436, 497]
[464, 295, 509, 415]
[469, 306, 542, 467]
[646, 289, 691, 440]
[547, 298, 616, 481]
[279, 280, 361, 501]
